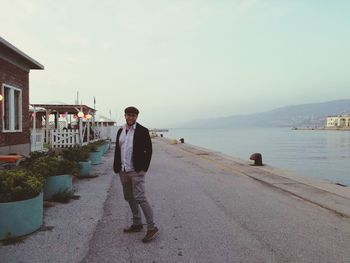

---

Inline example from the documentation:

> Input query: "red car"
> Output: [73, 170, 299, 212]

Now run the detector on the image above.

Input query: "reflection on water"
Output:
[167, 128, 350, 185]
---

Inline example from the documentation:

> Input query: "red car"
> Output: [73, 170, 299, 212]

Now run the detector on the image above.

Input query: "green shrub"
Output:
[0, 170, 43, 203]
[31, 156, 78, 178]
[94, 140, 106, 146]
[85, 140, 106, 152]
[84, 143, 97, 152]
[50, 190, 80, 203]
[61, 147, 90, 162]
[21, 150, 56, 169]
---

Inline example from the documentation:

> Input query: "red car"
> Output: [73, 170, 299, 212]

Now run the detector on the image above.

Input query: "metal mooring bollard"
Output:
[250, 153, 263, 166]
[179, 138, 184, 143]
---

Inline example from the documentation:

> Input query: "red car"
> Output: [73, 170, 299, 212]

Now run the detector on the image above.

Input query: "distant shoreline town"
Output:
[293, 114, 350, 130]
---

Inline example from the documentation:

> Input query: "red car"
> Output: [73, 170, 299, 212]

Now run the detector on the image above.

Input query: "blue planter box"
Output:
[89, 151, 102, 165]
[43, 175, 72, 200]
[0, 193, 43, 241]
[97, 145, 106, 155]
[103, 143, 109, 154]
[78, 161, 92, 177]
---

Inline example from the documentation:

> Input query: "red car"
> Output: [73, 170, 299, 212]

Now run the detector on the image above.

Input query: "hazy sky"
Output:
[1, 0, 350, 127]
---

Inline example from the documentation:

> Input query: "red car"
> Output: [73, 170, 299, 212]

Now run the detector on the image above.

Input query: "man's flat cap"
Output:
[124, 106, 139, 114]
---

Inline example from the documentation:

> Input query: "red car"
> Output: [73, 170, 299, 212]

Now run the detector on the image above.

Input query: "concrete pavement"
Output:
[82, 138, 350, 262]
[1, 137, 350, 262]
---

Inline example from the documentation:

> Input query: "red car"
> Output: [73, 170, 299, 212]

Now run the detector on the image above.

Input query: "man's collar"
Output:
[125, 123, 137, 130]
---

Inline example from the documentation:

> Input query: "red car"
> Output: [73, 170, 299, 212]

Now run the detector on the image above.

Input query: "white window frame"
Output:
[1, 84, 23, 133]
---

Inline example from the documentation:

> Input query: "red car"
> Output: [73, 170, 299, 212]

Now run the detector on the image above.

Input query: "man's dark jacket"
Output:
[113, 123, 152, 173]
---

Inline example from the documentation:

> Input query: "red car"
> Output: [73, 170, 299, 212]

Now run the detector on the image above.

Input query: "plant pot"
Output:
[101, 144, 106, 154]
[97, 145, 106, 155]
[43, 175, 72, 200]
[0, 193, 43, 241]
[103, 143, 109, 154]
[78, 161, 92, 177]
[89, 151, 102, 165]
[106, 141, 111, 151]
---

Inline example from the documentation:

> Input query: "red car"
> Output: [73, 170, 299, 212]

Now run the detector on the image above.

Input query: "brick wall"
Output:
[0, 57, 30, 147]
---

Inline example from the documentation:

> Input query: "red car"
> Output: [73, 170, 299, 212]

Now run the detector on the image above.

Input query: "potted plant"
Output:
[31, 156, 77, 200]
[101, 139, 109, 155]
[106, 138, 112, 151]
[93, 140, 106, 155]
[61, 147, 92, 178]
[21, 150, 56, 169]
[102, 139, 111, 154]
[0, 170, 43, 241]
[85, 143, 102, 165]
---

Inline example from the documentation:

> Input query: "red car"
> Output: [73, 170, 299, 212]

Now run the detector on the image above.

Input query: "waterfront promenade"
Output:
[1, 137, 350, 262]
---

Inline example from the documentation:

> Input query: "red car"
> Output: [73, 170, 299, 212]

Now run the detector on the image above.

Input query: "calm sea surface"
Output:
[166, 128, 350, 186]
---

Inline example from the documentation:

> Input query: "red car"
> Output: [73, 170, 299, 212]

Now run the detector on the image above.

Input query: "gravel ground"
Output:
[0, 149, 115, 263]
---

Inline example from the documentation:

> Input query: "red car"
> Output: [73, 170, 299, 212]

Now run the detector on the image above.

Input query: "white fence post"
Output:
[30, 128, 45, 152]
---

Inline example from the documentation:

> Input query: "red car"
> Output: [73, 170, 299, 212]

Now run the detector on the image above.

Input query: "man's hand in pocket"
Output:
[138, 170, 146, 176]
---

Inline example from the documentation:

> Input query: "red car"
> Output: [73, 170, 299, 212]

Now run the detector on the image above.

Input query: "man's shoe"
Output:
[142, 227, 159, 243]
[123, 224, 143, 233]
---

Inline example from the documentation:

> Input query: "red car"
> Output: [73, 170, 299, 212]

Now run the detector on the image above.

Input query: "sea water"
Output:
[166, 127, 350, 186]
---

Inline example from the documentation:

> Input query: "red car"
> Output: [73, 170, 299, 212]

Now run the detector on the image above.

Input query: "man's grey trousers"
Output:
[119, 171, 155, 230]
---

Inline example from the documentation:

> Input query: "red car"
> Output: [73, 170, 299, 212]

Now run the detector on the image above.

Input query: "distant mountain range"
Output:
[184, 99, 350, 128]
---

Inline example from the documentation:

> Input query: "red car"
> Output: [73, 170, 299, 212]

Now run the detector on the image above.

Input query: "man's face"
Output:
[125, 113, 138, 126]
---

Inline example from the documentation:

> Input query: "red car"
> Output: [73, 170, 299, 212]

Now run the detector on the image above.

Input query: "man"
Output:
[113, 106, 159, 243]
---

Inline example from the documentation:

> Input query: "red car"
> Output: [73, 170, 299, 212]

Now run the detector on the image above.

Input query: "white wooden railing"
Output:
[34, 126, 113, 149]
[50, 129, 80, 148]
